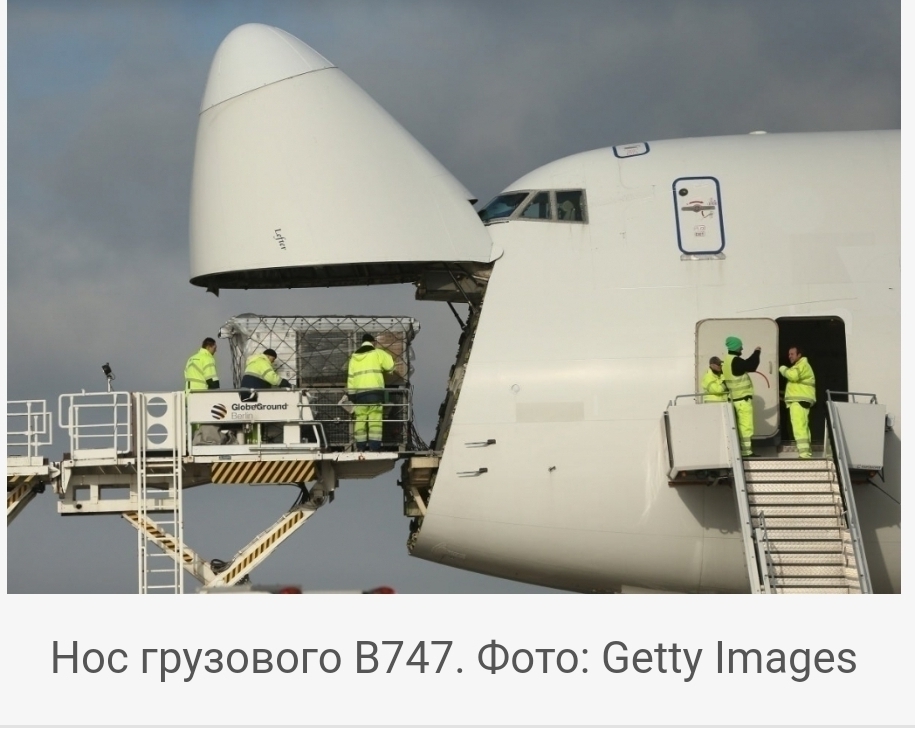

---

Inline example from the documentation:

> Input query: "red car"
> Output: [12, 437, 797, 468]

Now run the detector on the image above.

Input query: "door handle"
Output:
[465, 439, 496, 448]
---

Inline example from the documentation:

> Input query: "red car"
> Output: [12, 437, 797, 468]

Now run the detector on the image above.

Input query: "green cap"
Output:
[725, 336, 742, 351]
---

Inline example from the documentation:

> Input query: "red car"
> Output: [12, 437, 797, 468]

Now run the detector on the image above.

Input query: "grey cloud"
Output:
[329, 0, 899, 196]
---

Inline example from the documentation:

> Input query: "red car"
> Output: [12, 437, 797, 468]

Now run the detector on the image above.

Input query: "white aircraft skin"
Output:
[410, 131, 901, 593]
[191, 25, 900, 593]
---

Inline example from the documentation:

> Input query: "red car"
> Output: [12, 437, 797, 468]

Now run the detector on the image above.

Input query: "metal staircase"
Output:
[743, 458, 863, 593]
[665, 392, 879, 594]
[727, 393, 879, 594]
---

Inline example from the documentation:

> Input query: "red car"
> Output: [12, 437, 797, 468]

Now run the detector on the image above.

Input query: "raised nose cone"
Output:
[200, 24, 333, 112]
[190, 25, 493, 291]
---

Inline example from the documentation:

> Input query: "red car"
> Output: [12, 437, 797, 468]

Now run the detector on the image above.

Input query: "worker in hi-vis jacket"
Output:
[722, 336, 761, 457]
[347, 334, 394, 452]
[779, 345, 816, 459]
[184, 337, 220, 392]
[241, 348, 291, 391]
[701, 356, 729, 403]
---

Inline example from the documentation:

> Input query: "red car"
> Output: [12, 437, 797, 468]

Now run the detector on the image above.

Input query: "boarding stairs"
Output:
[741, 457, 863, 593]
[665, 391, 884, 594]
[733, 393, 883, 594]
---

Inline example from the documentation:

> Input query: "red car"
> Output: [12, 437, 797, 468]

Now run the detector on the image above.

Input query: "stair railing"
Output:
[755, 511, 776, 594]
[722, 403, 768, 594]
[824, 391, 874, 594]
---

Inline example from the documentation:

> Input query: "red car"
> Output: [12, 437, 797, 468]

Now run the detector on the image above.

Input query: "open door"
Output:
[776, 317, 848, 445]
[190, 24, 493, 292]
[696, 318, 779, 439]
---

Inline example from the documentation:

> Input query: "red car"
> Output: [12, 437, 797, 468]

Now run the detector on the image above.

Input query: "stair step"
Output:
[754, 516, 846, 529]
[764, 540, 853, 554]
[744, 459, 832, 471]
[767, 552, 854, 566]
[761, 528, 851, 541]
[767, 564, 859, 578]
[771, 576, 861, 588]
[775, 587, 858, 594]
[749, 493, 842, 506]
[745, 470, 835, 483]
[746, 482, 839, 494]
[751, 506, 843, 518]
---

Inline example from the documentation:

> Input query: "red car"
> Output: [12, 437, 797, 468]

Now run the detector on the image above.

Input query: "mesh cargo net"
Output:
[219, 315, 425, 451]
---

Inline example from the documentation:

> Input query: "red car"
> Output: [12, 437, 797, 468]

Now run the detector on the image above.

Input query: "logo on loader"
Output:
[211, 403, 228, 420]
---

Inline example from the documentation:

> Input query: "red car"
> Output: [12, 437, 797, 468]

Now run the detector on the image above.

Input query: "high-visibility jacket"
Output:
[243, 354, 285, 387]
[722, 353, 754, 400]
[347, 343, 394, 401]
[779, 356, 816, 404]
[184, 348, 218, 391]
[701, 369, 729, 402]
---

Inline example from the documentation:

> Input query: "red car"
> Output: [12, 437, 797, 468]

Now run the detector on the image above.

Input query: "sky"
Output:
[5, 0, 902, 594]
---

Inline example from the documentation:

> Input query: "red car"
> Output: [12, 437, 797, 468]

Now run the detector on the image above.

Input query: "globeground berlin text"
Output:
[51, 640, 856, 684]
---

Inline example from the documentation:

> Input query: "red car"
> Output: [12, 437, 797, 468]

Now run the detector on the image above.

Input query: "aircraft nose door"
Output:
[696, 318, 779, 439]
[190, 24, 493, 292]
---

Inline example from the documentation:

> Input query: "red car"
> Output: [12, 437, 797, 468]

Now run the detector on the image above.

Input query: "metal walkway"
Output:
[9, 389, 416, 593]
[7, 400, 56, 525]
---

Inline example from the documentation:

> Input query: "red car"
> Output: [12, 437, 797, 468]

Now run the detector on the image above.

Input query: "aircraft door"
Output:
[696, 318, 779, 439]
[673, 177, 724, 255]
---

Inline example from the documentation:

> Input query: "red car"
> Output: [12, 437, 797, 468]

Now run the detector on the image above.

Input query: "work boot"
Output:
[368, 441, 382, 452]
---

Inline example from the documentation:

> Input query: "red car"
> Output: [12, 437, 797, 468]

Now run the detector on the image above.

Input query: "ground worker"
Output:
[779, 345, 816, 459]
[184, 337, 220, 392]
[241, 349, 292, 391]
[701, 356, 728, 403]
[347, 333, 394, 452]
[721, 336, 761, 457]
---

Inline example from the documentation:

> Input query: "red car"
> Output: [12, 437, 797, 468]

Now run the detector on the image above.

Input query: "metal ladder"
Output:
[135, 393, 184, 594]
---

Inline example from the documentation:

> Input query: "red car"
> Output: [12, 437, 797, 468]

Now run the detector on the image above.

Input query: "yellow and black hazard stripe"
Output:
[210, 460, 316, 485]
[124, 512, 195, 565]
[7, 482, 35, 510]
[7, 474, 36, 491]
[221, 509, 306, 584]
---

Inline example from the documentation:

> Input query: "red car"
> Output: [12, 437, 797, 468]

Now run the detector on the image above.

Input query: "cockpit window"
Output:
[479, 189, 588, 224]
[477, 192, 530, 223]
[556, 190, 585, 221]
[519, 191, 551, 220]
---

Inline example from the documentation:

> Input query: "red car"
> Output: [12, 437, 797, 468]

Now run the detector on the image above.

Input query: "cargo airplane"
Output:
[188, 24, 900, 593]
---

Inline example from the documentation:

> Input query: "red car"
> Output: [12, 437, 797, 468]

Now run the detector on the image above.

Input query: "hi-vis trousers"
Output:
[353, 404, 383, 448]
[788, 402, 812, 458]
[733, 399, 754, 457]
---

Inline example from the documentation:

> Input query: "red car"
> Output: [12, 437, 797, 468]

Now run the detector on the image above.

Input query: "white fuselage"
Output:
[411, 131, 901, 593]
[188, 26, 900, 594]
